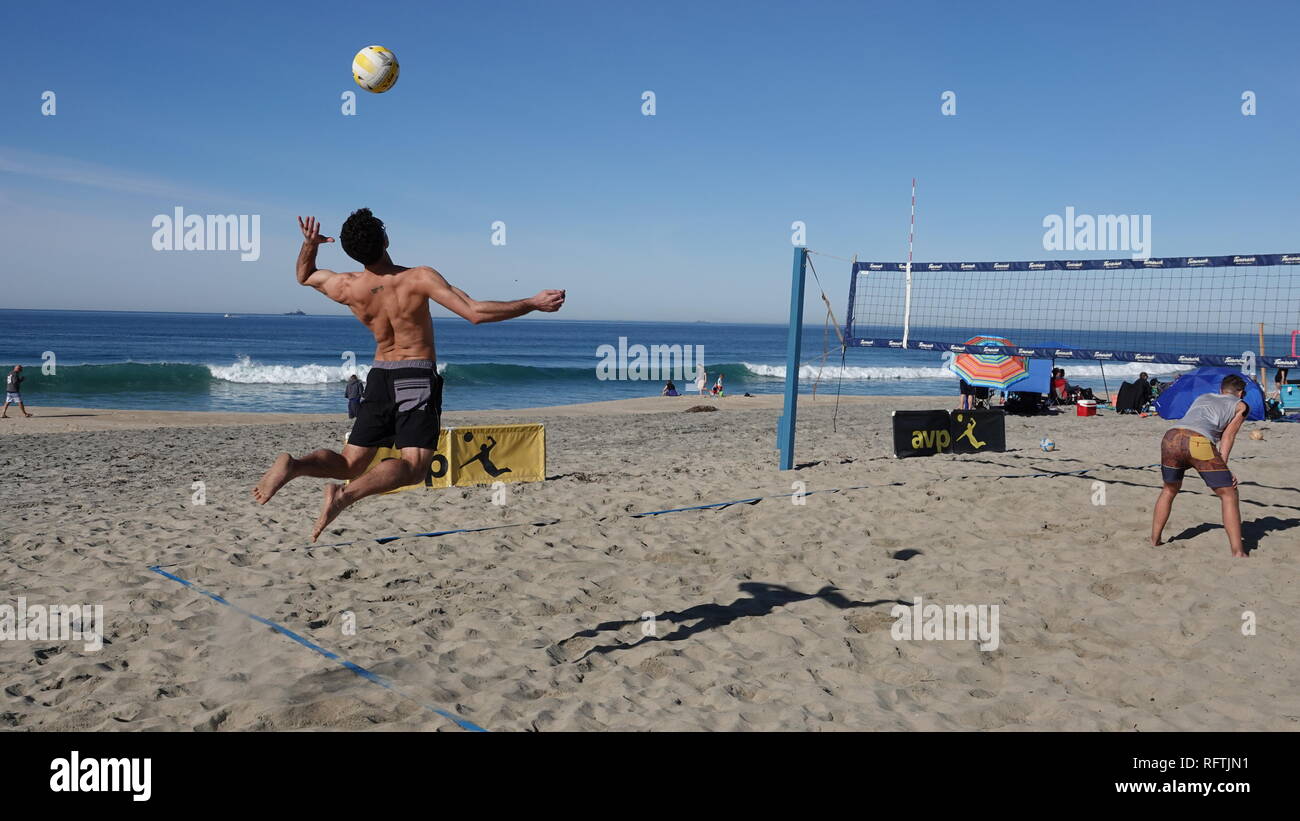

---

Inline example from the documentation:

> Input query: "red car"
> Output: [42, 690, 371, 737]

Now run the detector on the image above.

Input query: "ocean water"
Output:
[0, 309, 1214, 413]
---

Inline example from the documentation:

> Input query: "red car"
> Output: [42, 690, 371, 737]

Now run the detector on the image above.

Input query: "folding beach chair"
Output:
[1281, 384, 1300, 412]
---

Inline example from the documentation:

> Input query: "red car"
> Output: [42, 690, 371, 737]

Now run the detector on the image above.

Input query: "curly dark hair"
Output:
[339, 208, 387, 265]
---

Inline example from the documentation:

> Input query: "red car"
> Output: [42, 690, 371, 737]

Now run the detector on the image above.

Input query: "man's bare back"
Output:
[252, 212, 564, 541]
[321, 265, 445, 361]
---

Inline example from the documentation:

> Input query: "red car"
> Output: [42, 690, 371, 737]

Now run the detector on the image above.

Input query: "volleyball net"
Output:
[845, 253, 1300, 369]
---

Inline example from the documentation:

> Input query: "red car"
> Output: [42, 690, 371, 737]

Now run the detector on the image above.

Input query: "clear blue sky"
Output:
[2, 0, 1297, 322]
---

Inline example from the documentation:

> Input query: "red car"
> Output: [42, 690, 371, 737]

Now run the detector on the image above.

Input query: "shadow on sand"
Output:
[561, 581, 909, 661]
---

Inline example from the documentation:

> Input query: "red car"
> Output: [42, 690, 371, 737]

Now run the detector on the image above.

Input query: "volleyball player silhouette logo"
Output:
[458, 432, 512, 478]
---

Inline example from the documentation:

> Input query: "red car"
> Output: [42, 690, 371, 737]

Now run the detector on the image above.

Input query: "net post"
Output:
[1258, 323, 1266, 384]
[902, 261, 913, 348]
[778, 246, 808, 470]
[901, 177, 916, 348]
[844, 254, 859, 343]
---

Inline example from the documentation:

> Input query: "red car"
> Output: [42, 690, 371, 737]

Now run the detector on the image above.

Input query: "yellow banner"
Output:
[448, 424, 546, 486]
[349, 424, 545, 493]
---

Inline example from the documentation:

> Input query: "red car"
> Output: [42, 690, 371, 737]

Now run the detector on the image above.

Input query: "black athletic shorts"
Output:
[347, 361, 443, 450]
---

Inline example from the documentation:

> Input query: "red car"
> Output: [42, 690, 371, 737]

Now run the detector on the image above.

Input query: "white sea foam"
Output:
[1046, 363, 1188, 378]
[207, 356, 446, 384]
[743, 363, 956, 380]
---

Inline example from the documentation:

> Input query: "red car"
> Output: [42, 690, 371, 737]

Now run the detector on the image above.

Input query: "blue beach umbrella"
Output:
[1154, 367, 1265, 421]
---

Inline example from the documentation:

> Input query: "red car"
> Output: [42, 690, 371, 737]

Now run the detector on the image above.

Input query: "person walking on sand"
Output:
[253, 211, 564, 541]
[695, 366, 708, 396]
[2, 365, 33, 418]
[1151, 373, 1250, 557]
[344, 373, 363, 418]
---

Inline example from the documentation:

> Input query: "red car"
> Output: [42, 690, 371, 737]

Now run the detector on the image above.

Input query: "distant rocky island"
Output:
[283, 310, 306, 316]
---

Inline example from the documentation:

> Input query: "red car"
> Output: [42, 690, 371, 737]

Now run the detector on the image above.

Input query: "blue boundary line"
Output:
[146, 565, 487, 732]
[300, 468, 1131, 553]
[278, 459, 1200, 555]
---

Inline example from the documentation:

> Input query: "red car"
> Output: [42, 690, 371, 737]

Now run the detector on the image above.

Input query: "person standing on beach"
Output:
[695, 366, 708, 395]
[1151, 373, 1250, 557]
[2, 365, 33, 418]
[253, 211, 565, 540]
[344, 374, 363, 418]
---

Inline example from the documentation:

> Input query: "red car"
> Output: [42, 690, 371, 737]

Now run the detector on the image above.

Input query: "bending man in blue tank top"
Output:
[1151, 373, 1250, 557]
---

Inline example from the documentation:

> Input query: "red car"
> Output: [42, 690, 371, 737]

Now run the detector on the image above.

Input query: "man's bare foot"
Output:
[1150, 537, 1164, 547]
[1232, 550, 1248, 558]
[23, 412, 33, 417]
[253, 453, 296, 504]
[311, 483, 350, 542]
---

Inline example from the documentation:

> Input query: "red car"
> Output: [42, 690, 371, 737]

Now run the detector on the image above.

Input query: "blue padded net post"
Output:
[777, 246, 807, 470]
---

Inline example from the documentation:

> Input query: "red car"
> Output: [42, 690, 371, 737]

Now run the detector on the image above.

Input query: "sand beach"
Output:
[3, 394, 1296, 731]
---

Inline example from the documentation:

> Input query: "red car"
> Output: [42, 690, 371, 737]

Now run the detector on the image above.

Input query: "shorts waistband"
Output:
[370, 360, 435, 370]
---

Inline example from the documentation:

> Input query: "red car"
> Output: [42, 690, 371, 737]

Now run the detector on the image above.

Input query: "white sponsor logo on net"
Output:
[1280, 255, 1300, 264]
[1178, 356, 1201, 364]
[1135, 354, 1157, 362]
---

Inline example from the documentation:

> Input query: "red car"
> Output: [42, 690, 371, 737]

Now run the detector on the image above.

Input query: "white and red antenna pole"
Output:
[902, 177, 917, 348]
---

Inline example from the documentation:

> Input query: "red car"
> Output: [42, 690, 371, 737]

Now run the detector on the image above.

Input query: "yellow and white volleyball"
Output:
[352, 46, 399, 93]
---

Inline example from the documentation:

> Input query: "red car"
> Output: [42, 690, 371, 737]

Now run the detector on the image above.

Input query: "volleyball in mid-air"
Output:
[352, 45, 399, 93]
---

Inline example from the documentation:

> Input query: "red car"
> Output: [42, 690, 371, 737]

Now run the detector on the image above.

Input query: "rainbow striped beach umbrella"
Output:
[948, 335, 1029, 390]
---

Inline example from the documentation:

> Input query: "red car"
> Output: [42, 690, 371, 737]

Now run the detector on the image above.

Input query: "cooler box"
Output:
[1076, 399, 1097, 417]
[1281, 384, 1300, 411]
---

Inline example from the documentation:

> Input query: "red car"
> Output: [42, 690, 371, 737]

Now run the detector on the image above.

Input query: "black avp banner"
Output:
[893, 409, 1007, 457]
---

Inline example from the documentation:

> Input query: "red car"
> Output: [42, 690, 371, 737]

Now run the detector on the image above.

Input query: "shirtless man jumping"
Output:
[253, 210, 564, 540]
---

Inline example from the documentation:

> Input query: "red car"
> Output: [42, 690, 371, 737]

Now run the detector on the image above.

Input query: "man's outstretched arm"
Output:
[423, 268, 564, 324]
[295, 216, 347, 301]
